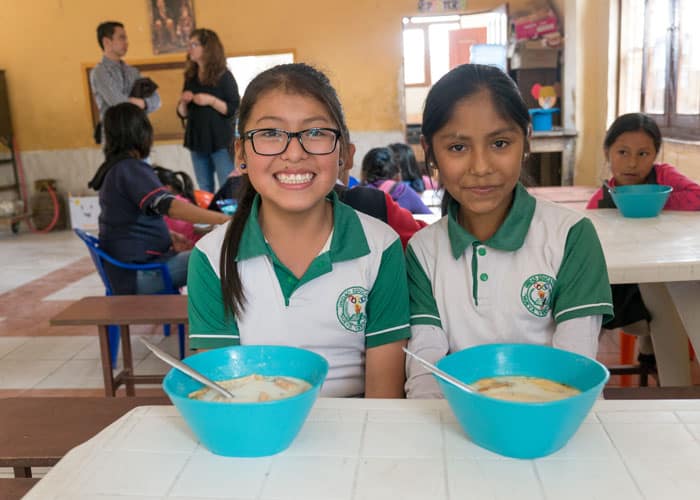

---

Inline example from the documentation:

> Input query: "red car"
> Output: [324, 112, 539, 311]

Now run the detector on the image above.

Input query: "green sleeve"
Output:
[552, 218, 614, 324]
[406, 244, 442, 328]
[364, 238, 411, 348]
[187, 247, 240, 349]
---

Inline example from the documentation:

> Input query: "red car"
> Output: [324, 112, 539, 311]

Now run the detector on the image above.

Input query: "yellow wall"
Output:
[574, 0, 610, 185]
[1, 0, 563, 152]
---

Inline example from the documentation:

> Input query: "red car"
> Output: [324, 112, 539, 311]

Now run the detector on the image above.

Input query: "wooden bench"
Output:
[50, 295, 188, 396]
[0, 397, 170, 478]
[604, 385, 700, 399]
[0, 478, 41, 499]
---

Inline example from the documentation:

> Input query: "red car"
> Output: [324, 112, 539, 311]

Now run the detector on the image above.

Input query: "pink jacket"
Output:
[587, 163, 700, 211]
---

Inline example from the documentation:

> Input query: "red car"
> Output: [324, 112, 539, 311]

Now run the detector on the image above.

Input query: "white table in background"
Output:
[24, 398, 700, 499]
[583, 209, 700, 386]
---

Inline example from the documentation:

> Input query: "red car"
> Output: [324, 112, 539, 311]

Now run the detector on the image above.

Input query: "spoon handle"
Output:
[403, 347, 476, 394]
[140, 338, 235, 399]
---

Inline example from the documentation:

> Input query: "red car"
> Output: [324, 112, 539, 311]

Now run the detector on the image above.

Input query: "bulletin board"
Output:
[84, 60, 186, 142]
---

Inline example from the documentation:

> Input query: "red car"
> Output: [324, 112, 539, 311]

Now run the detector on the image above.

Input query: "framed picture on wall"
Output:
[148, 0, 196, 54]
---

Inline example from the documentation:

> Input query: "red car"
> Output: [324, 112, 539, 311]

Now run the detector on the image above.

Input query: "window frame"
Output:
[633, 0, 700, 140]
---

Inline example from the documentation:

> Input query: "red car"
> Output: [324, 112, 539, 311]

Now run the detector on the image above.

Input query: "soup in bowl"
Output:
[163, 345, 328, 457]
[435, 343, 609, 459]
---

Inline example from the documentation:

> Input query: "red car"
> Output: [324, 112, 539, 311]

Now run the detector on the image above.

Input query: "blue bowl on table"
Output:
[163, 345, 328, 457]
[609, 184, 672, 218]
[436, 343, 609, 459]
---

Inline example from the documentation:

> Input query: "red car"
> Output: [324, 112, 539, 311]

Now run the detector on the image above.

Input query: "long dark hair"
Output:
[152, 165, 196, 204]
[184, 28, 227, 86]
[604, 112, 662, 154]
[389, 142, 425, 192]
[103, 102, 153, 161]
[220, 63, 349, 317]
[361, 147, 398, 184]
[421, 64, 530, 214]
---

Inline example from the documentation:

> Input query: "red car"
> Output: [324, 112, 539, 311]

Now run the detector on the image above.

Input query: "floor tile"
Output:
[0, 359, 64, 388]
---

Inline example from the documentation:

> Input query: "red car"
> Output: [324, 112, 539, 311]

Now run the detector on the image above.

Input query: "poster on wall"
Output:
[417, 0, 468, 12]
[149, 0, 196, 54]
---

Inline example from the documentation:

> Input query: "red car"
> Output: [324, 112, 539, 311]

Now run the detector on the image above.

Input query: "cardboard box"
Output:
[512, 8, 559, 41]
[68, 195, 100, 230]
[510, 41, 559, 69]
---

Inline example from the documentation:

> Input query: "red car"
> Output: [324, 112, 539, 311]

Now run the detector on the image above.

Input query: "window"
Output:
[401, 6, 507, 124]
[618, 0, 700, 139]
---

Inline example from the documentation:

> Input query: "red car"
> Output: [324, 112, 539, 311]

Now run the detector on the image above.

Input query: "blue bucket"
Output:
[436, 344, 608, 459]
[163, 345, 328, 457]
[529, 108, 559, 131]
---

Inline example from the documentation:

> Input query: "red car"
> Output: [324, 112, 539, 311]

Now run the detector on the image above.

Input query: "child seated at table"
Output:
[404, 64, 614, 398]
[153, 166, 203, 250]
[586, 113, 700, 361]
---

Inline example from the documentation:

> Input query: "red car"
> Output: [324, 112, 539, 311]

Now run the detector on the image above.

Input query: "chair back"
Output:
[74, 228, 115, 295]
[73, 228, 177, 295]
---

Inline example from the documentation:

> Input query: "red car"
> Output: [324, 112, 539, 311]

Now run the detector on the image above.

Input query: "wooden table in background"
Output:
[49, 295, 188, 397]
[0, 396, 170, 478]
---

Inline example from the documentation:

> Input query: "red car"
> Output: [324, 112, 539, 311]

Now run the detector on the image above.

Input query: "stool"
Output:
[607, 330, 657, 387]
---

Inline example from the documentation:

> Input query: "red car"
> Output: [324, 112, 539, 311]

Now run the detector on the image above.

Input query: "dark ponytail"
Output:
[174, 171, 196, 204]
[220, 175, 257, 317]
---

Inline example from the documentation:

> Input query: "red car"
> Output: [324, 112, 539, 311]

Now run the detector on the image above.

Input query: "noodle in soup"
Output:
[473, 376, 580, 402]
[188, 374, 311, 403]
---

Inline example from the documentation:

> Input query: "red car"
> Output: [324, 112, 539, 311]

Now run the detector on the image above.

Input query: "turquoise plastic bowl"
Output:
[609, 184, 672, 218]
[162, 345, 328, 457]
[436, 344, 609, 459]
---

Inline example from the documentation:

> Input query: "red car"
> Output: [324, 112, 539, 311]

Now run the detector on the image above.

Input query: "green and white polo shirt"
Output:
[406, 183, 613, 352]
[187, 192, 411, 397]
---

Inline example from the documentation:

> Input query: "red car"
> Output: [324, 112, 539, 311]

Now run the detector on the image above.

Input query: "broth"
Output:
[473, 376, 580, 402]
[188, 374, 311, 403]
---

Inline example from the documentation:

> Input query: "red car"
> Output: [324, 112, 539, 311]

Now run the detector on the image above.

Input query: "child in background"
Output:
[587, 113, 700, 210]
[389, 142, 426, 193]
[405, 64, 614, 398]
[153, 166, 202, 250]
[187, 63, 410, 398]
[337, 142, 427, 249]
[586, 113, 700, 360]
[361, 147, 432, 214]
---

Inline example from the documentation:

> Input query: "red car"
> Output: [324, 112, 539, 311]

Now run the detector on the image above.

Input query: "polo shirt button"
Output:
[478, 247, 486, 256]
[480, 273, 488, 281]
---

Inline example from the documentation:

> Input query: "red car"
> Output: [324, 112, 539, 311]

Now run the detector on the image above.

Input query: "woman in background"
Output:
[177, 28, 240, 194]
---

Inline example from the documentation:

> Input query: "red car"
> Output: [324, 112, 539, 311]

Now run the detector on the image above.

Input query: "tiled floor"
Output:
[0, 229, 180, 398]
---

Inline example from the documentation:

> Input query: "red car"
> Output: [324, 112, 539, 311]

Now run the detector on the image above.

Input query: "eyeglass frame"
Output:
[242, 127, 342, 156]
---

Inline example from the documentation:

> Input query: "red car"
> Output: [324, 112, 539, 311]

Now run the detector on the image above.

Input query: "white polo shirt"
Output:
[187, 192, 411, 397]
[406, 183, 613, 350]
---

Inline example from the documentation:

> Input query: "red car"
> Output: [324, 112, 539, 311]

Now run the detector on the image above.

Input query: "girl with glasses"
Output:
[177, 28, 240, 194]
[187, 63, 410, 398]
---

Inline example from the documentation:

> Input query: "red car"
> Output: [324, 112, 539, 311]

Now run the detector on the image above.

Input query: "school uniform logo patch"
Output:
[520, 274, 555, 317]
[336, 286, 369, 332]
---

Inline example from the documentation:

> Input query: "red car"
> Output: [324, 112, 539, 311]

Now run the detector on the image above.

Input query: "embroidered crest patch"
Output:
[520, 274, 555, 317]
[336, 286, 369, 332]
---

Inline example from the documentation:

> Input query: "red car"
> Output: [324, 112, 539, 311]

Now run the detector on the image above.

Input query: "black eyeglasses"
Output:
[243, 128, 341, 156]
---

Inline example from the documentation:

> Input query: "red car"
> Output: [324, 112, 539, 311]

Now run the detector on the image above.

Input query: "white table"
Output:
[24, 398, 700, 499]
[584, 209, 700, 386]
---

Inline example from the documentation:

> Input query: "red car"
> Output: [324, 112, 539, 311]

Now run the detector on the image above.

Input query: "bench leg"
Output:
[120, 324, 136, 396]
[98, 325, 117, 397]
[13, 466, 32, 478]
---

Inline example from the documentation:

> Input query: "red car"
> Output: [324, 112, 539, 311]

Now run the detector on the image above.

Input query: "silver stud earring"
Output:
[338, 159, 344, 167]
[239, 163, 247, 170]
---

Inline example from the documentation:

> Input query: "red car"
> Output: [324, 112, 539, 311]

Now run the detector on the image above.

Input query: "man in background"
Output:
[90, 21, 161, 139]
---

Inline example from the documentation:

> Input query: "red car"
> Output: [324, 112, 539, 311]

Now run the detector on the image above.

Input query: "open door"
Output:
[449, 27, 487, 68]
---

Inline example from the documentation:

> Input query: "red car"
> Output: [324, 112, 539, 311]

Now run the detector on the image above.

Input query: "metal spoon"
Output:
[403, 347, 477, 394]
[141, 338, 235, 399]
